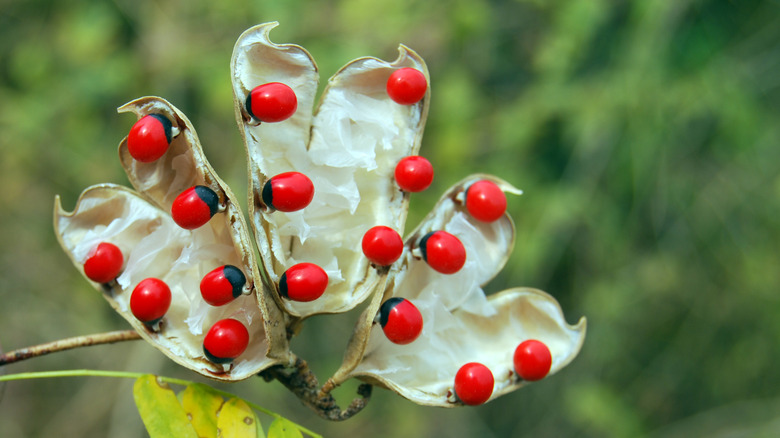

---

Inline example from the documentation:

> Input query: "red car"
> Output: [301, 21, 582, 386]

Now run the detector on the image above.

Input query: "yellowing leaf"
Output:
[217, 398, 262, 438]
[181, 383, 224, 438]
[267, 418, 302, 438]
[133, 375, 198, 438]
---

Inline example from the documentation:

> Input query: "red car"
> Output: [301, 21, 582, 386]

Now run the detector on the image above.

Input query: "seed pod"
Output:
[331, 176, 585, 407]
[55, 96, 291, 381]
[231, 22, 430, 318]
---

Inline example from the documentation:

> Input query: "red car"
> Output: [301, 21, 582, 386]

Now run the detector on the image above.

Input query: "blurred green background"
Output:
[1, 0, 779, 436]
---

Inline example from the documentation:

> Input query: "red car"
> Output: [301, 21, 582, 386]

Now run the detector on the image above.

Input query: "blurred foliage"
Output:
[1, 0, 779, 437]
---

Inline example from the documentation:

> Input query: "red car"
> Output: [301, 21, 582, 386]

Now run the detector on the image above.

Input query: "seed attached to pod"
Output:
[513, 339, 552, 381]
[465, 180, 507, 223]
[200, 265, 247, 306]
[172, 185, 220, 230]
[454, 362, 494, 406]
[262, 172, 314, 212]
[378, 297, 423, 345]
[203, 318, 250, 364]
[362, 225, 403, 267]
[83, 242, 124, 283]
[130, 278, 172, 327]
[279, 262, 328, 302]
[127, 114, 173, 162]
[245, 82, 297, 123]
[386, 67, 427, 105]
[395, 156, 434, 192]
[419, 231, 466, 274]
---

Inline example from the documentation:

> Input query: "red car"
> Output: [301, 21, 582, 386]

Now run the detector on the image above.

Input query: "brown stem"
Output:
[259, 358, 372, 421]
[0, 330, 141, 366]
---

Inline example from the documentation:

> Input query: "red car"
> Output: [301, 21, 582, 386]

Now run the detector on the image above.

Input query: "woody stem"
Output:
[0, 330, 142, 366]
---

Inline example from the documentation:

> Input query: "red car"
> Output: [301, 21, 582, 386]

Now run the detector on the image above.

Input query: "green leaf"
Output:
[133, 375, 199, 438]
[217, 397, 263, 438]
[267, 417, 302, 438]
[181, 383, 224, 438]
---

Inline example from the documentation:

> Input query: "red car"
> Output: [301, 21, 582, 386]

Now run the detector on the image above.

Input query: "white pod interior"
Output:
[54, 96, 290, 381]
[339, 176, 586, 406]
[231, 23, 430, 317]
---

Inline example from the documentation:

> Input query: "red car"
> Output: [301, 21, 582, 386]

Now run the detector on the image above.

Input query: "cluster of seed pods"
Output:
[54, 22, 585, 406]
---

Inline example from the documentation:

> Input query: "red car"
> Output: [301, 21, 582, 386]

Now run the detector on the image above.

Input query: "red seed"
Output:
[362, 226, 404, 267]
[246, 82, 297, 123]
[280, 263, 328, 302]
[200, 265, 246, 306]
[465, 180, 507, 223]
[83, 242, 124, 283]
[203, 319, 250, 364]
[127, 114, 173, 162]
[262, 172, 314, 212]
[378, 297, 423, 345]
[513, 340, 552, 381]
[419, 231, 466, 274]
[386, 68, 427, 105]
[454, 362, 494, 406]
[172, 185, 219, 229]
[130, 278, 172, 324]
[395, 156, 434, 192]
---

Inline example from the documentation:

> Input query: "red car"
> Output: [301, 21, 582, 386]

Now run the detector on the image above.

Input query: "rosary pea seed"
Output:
[83, 242, 124, 284]
[127, 114, 173, 162]
[395, 156, 434, 193]
[171, 185, 219, 230]
[386, 68, 427, 105]
[279, 263, 329, 302]
[362, 226, 404, 267]
[378, 297, 423, 345]
[465, 180, 507, 223]
[454, 362, 494, 406]
[262, 172, 314, 213]
[513, 339, 552, 381]
[130, 278, 172, 326]
[200, 265, 247, 306]
[419, 231, 466, 275]
[246, 82, 297, 123]
[203, 318, 250, 364]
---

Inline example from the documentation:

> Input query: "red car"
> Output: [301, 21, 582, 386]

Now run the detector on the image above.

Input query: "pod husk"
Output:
[331, 176, 586, 406]
[231, 23, 430, 318]
[54, 97, 291, 381]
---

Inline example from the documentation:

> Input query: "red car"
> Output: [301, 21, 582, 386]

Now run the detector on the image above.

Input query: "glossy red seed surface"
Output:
[172, 186, 218, 230]
[513, 339, 552, 381]
[379, 298, 423, 345]
[130, 278, 172, 324]
[83, 242, 124, 283]
[200, 265, 245, 306]
[127, 114, 171, 162]
[386, 68, 427, 105]
[362, 226, 404, 267]
[203, 318, 249, 362]
[395, 156, 434, 192]
[454, 362, 494, 406]
[247, 82, 297, 123]
[420, 231, 466, 274]
[263, 172, 314, 212]
[465, 180, 507, 223]
[280, 263, 328, 302]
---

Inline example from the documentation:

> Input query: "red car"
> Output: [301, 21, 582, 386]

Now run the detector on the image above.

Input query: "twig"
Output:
[0, 330, 141, 366]
[259, 358, 372, 421]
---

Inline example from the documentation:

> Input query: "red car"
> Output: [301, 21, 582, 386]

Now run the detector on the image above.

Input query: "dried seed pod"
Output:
[231, 23, 430, 318]
[331, 176, 586, 406]
[54, 97, 291, 381]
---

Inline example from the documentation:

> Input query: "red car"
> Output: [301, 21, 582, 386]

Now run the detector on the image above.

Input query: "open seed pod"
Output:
[231, 23, 429, 317]
[54, 97, 290, 381]
[331, 176, 586, 406]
